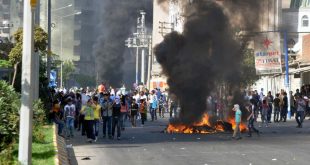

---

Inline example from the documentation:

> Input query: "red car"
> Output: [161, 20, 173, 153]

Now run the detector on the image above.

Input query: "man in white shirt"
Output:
[64, 97, 76, 137]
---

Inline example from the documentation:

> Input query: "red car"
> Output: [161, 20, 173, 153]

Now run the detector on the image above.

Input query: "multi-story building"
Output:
[40, 0, 80, 62]
[152, 0, 298, 93]
[73, 0, 99, 76]
[282, 0, 310, 86]
[0, 0, 23, 40]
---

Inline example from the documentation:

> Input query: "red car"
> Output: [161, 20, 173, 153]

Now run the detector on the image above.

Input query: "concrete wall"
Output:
[151, 0, 169, 76]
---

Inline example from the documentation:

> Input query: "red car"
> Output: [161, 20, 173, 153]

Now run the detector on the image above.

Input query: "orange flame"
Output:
[167, 113, 247, 134]
[227, 118, 248, 132]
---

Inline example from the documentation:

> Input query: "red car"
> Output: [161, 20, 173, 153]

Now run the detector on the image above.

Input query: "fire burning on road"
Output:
[166, 114, 247, 134]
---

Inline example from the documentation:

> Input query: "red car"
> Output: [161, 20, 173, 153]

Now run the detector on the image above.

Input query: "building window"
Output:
[302, 15, 309, 27]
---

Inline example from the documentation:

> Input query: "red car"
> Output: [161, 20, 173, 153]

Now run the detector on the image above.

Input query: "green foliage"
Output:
[32, 100, 47, 143]
[0, 143, 15, 165]
[8, 42, 22, 65]
[8, 26, 48, 65]
[0, 80, 20, 152]
[0, 40, 14, 60]
[0, 59, 12, 68]
[240, 48, 259, 86]
[62, 60, 76, 87]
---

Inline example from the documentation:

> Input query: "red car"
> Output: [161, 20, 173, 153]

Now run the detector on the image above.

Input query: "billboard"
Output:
[48, 70, 57, 88]
[254, 32, 282, 75]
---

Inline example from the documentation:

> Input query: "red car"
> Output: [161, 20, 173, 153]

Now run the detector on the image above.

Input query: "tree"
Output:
[72, 74, 96, 88]
[62, 60, 75, 87]
[0, 80, 20, 152]
[0, 38, 14, 60]
[0, 39, 13, 68]
[8, 26, 48, 86]
[240, 48, 259, 87]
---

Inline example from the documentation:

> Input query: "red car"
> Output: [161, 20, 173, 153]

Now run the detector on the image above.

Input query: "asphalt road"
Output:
[67, 115, 310, 165]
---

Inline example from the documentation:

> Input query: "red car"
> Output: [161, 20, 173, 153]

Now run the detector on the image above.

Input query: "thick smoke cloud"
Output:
[154, 0, 261, 125]
[94, 0, 152, 87]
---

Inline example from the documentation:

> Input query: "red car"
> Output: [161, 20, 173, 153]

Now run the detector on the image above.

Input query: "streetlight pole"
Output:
[141, 48, 145, 84]
[47, 2, 73, 87]
[56, 12, 81, 88]
[52, 4, 72, 12]
[18, 0, 36, 164]
[147, 37, 152, 90]
[125, 10, 151, 87]
[60, 61, 63, 88]
[136, 47, 139, 84]
[47, 0, 51, 86]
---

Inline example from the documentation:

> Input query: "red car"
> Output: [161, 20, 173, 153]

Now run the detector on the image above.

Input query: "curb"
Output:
[54, 124, 70, 165]
[53, 124, 59, 165]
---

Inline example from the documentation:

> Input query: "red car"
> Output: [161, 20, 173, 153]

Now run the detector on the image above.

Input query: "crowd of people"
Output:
[246, 88, 309, 127]
[49, 83, 174, 143]
[231, 88, 310, 140]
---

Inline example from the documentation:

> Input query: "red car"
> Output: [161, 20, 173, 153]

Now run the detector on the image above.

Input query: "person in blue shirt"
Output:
[232, 104, 242, 140]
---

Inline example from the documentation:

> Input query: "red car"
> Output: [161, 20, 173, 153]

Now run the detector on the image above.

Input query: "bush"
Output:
[0, 80, 20, 152]
[0, 81, 50, 163]
[33, 100, 47, 143]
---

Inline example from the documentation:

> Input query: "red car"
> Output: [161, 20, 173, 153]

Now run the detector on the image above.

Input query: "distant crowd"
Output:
[49, 83, 177, 143]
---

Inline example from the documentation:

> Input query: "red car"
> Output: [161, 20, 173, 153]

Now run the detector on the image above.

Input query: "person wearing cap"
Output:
[232, 104, 242, 140]
[295, 95, 306, 128]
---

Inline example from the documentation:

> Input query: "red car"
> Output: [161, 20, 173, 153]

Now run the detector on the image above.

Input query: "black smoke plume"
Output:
[94, 0, 152, 87]
[154, 0, 261, 125]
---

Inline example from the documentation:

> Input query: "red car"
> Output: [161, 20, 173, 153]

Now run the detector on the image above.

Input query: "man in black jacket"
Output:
[112, 96, 121, 140]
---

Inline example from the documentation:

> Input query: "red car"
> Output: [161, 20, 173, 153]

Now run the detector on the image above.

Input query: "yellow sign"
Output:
[30, 0, 37, 8]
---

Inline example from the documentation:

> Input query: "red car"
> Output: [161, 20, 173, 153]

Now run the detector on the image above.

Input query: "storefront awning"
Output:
[290, 66, 310, 74]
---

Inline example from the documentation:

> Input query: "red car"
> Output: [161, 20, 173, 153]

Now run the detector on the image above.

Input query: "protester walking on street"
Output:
[261, 100, 269, 127]
[149, 90, 158, 121]
[120, 95, 128, 130]
[246, 103, 260, 137]
[281, 92, 288, 122]
[295, 95, 306, 128]
[130, 99, 139, 127]
[51, 100, 64, 137]
[80, 99, 95, 142]
[112, 96, 122, 140]
[267, 91, 273, 123]
[92, 96, 101, 140]
[100, 92, 113, 139]
[140, 99, 147, 126]
[64, 97, 76, 138]
[232, 104, 242, 140]
[273, 93, 280, 122]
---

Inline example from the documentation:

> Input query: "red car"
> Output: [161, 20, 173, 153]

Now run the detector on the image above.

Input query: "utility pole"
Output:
[18, 0, 36, 164]
[125, 10, 152, 87]
[147, 37, 152, 90]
